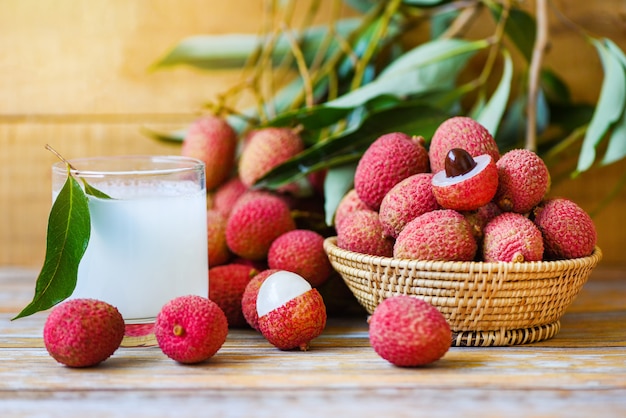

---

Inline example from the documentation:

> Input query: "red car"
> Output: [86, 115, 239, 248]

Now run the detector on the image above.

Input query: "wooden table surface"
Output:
[1, 266, 625, 418]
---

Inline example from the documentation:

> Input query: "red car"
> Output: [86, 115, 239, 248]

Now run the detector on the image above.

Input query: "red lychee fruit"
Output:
[241, 269, 281, 331]
[463, 201, 503, 241]
[256, 271, 327, 351]
[154, 295, 228, 364]
[494, 149, 551, 213]
[268, 229, 332, 288]
[207, 209, 231, 267]
[43, 298, 125, 368]
[482, 212, 544, 262]
[334, 189, 370, 231]
[181, 115, 238, 191]
[212, 177, 248, 218]
[431, 149, 499, 212]
[379, 173, 440, 238]
[208, 263, 258, 327]
[225, 193, 296, 260]
[368, 295, 451, 367]
[428, 116, 500, 173]
[238, 127, 304, 187]
[336, 209, 394, 257]
[394, 209, 477, 261]
[533, 197, 597, 259]
[354, 132, 429, 211]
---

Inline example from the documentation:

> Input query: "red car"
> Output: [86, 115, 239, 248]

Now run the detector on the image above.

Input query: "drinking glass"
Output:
[51, 155, 208, 346]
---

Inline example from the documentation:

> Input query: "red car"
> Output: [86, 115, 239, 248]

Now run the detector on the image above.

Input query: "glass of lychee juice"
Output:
[51, 155, 208, 347]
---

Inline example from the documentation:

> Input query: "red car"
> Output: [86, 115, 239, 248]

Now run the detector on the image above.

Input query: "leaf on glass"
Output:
[323, 164, 358, 226]
[576, 38, 626, 174]
[475, 49, 513, 137]
[13, 173, 91, 320]
[490, 4, 536, 62]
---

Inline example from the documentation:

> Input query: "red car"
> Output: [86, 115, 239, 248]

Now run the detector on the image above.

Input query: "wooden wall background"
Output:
[1, 0, 625, 267]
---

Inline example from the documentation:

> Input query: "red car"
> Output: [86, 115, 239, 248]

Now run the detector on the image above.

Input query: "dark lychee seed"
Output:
[445, 148, 477, 177]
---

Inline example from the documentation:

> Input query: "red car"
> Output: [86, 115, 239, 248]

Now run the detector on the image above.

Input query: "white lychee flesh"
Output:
[256, 271, 312, 317]
[432, 154, 491, 186]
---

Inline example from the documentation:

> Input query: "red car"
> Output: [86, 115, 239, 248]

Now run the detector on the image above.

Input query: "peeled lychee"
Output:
[354, 132, 430, 210]
[256, 270, 327, 351]
[482, 212, 544, 262]
[333, 189, 369, 231]
[379, 173, 440, 238]
[225, 193, 296, 260]
[268, 229, 332, 287]
[181, 115, 238, 191]
[212, 177, 248, 218]
[241, 269, 281, 331]
[494, 149, 551, 213]
[429, 116, 500, 174]
[43, 298, 125, 368]
[208, 263, 258, 327]
[207, 209, 230, 267]
[336, 209, 394, 257]
[533, 197, 597, 259]
[238, 127, 304, 187]
[394, 209, 477, 261]
[154, 295, 228, 364]
[368, 295, 451, 367]
[431, 149, 499, 212]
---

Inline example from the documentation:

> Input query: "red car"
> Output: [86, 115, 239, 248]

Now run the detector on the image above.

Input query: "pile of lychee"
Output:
[336, 116, 598, 263]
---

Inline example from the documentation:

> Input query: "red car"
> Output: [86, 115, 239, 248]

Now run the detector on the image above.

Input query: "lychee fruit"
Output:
[238, 127, 304, 187]
[43, 298, 125, 368]
[181, 115, 238, 191]
[482, 212, 544, 262]
[533, 197, 597, 259]
[354, 132, 430, 211]
[225, 193, 296, 260]
[431, 148, 499, 212]
[494, 149, 551, 213]
[256, 270, 327, 351]
[241, 269, 281, 331]
[334, 189, 370, 231]
[207, 209, 231, 267]
[208, 263, 258, 327]
[267, 229, 332, 287]
[336, 209, 394, 257]
[428, 116, 500, 173]
[154, 295, 228, 364]
[212, 176, 248, 218]
[379, 173, 440, 238]
[463, 201, 502, 241]
[394, 209, 477, 261]
[368, 295, 451, 367]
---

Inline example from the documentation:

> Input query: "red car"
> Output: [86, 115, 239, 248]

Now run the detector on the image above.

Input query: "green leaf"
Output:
[490, 4, 536, 62]
[323, 164, 357, 226]
[141, 126, 186, 143]
[475, 49, 513, 137]
[576, 38, 626, 174]
[82, 180, 113, 200]
[13, 173, 91, 319]
[540, 69, 572, 104]
[601, 39, 626, 166]
[402, 0, 448, 5]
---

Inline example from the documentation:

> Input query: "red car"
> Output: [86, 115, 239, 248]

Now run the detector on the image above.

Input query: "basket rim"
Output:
[323, 236, 602, 275]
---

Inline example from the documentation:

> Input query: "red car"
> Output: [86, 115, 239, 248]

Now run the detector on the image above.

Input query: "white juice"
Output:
[67, 180, 208, 322]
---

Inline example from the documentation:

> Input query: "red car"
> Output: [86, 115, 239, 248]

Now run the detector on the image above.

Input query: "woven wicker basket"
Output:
[323, 237, 602, 347]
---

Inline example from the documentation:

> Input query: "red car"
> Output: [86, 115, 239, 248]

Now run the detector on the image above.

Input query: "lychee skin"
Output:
[268, 230, 332, 287]
[212, 177, 248, 218]
[428, 116, 500, 173]
[334, 189, 369, 231]
[494, 149, 551, 214]
[43, 298, 125, 368]
[379, 173, 440, 238]
[394, 209, 477, 261]
[533, 198, 597, 259]
[225, 193, 296, 260]
[463, 201, 502, 241]
[431, 155, 499, 212]
[208, 264, 258, 327]
[207, 209, 231, 267]
[257, 289, 327, 351]
[368, 295, 451, 367]
[354, 132, 430, 211]
[241, 269, 281, 331]
[482, 212, 544, 262]
[181, 115, 238, 191]
[238, 127, 305, 187]
[154, 295, 228, 364]
[336, 209, 394, 257]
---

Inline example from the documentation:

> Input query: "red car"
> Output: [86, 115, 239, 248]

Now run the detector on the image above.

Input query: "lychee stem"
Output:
[173, 324, 186, 337]
[298, 342, 310, 351]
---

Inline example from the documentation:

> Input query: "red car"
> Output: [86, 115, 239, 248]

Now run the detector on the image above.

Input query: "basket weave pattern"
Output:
[324, 237, 602, 346]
